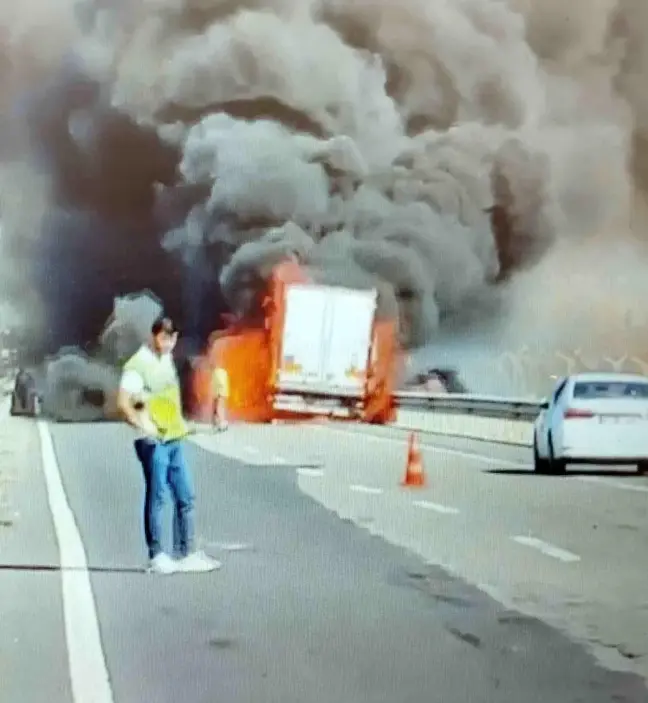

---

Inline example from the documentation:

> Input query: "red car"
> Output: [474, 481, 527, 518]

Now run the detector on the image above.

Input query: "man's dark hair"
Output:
[151, 315, 178, 336]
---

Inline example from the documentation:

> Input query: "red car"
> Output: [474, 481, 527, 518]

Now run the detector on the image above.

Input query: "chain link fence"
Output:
[490, 347, 648, 397]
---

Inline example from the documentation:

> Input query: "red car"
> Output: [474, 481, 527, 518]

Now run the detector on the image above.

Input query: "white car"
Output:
[533, 372, 648, 474]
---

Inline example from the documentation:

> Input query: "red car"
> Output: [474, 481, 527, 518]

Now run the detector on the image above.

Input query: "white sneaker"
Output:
[147, 553, 177, 575]
[176, 550, 221, 573]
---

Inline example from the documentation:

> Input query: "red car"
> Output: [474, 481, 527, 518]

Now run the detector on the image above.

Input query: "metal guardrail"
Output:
[394, 391, 544, 422]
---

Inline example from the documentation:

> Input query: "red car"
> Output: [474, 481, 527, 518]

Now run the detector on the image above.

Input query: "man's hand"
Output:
[118, 388, 162, 440]
[143, 427, 162, 442]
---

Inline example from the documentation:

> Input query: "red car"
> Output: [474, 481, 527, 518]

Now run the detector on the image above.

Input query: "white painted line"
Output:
[413, 500, 460, 515]
[575, 476, 648, 493]
[244, 446, 261, 456]
[316, 425, 530, 468]
[209, 542, 254, 552]
[272, 456, 287, 465]
[296, 468, 324, 478]
[512, 535, 580, 563]
[37, 422, 113, 703]
[349, 484, 384, 495]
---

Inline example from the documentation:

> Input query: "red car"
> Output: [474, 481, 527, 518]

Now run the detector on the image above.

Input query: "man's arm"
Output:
[117, 369, 158, 437]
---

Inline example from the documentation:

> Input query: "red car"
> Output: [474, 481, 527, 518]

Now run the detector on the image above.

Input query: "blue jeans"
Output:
[134, 439, 195, 560]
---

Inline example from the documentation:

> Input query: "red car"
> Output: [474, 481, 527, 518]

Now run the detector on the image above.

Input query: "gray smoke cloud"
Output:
[41, 291, 162, 421]
[43, 350, 119, 422]
[98, 0, 644, 343]
[2, 0, 648, 406]
[99, 292, 163, 365]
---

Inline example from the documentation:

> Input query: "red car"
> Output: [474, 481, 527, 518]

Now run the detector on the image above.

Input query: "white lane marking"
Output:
[207, 542, 254, 552]
[272, 456, 287, 465]
[350, 484, 384, 495]
[37, 422, 113, 703]
[413, 500, 460, 515]
[575, 476, 648, 493]
[312, 424, 528, 468]
[297, 468, 324, 478]
[512, 535, 580, 563]
[244, 446, 261, 456]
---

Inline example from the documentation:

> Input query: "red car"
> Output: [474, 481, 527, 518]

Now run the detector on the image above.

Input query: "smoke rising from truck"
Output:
[2, 0, 648, 396]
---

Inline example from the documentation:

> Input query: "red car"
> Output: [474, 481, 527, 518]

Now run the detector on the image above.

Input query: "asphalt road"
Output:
[195, 422, 648, 676]
[1, 413, 648, 702]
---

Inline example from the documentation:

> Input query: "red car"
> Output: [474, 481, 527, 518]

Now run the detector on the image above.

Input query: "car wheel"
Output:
[548, 435, 567, 475]
[533, 434, 551, 474]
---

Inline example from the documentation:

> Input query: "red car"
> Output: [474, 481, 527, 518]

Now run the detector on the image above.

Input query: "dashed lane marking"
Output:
[349, 484, 384, 495]
[512, 535, 580, 563]
[413, 500, 460, 515]
[297, 468, 324, 478]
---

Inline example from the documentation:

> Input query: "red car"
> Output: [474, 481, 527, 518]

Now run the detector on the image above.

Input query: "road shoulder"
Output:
[0, 411, 72, 703]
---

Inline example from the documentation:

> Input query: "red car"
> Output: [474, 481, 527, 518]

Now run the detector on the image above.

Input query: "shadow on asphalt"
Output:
[0, 563, 146, 574]
[486, 468, 645, 477]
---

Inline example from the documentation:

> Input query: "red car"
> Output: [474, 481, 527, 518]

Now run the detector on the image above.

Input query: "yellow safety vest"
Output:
[123, 348, 189, 441]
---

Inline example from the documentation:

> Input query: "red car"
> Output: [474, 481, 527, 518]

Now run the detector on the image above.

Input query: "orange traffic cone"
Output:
[402, 432, 426, 487]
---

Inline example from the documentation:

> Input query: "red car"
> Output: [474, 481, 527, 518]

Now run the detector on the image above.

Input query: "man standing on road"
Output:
[117, 315, 220, 575]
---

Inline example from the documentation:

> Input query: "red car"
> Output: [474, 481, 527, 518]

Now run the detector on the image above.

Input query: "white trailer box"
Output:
[276, 284, 378, 398]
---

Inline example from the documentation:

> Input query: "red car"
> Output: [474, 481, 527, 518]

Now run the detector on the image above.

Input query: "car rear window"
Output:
[573, 381, 648, 399]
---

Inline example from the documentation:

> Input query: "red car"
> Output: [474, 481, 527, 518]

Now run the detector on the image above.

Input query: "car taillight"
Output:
[564, 408, 594, 419]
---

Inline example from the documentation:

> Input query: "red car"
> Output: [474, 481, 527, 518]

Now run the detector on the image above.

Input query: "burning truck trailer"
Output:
[188, 259, 402, 426]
